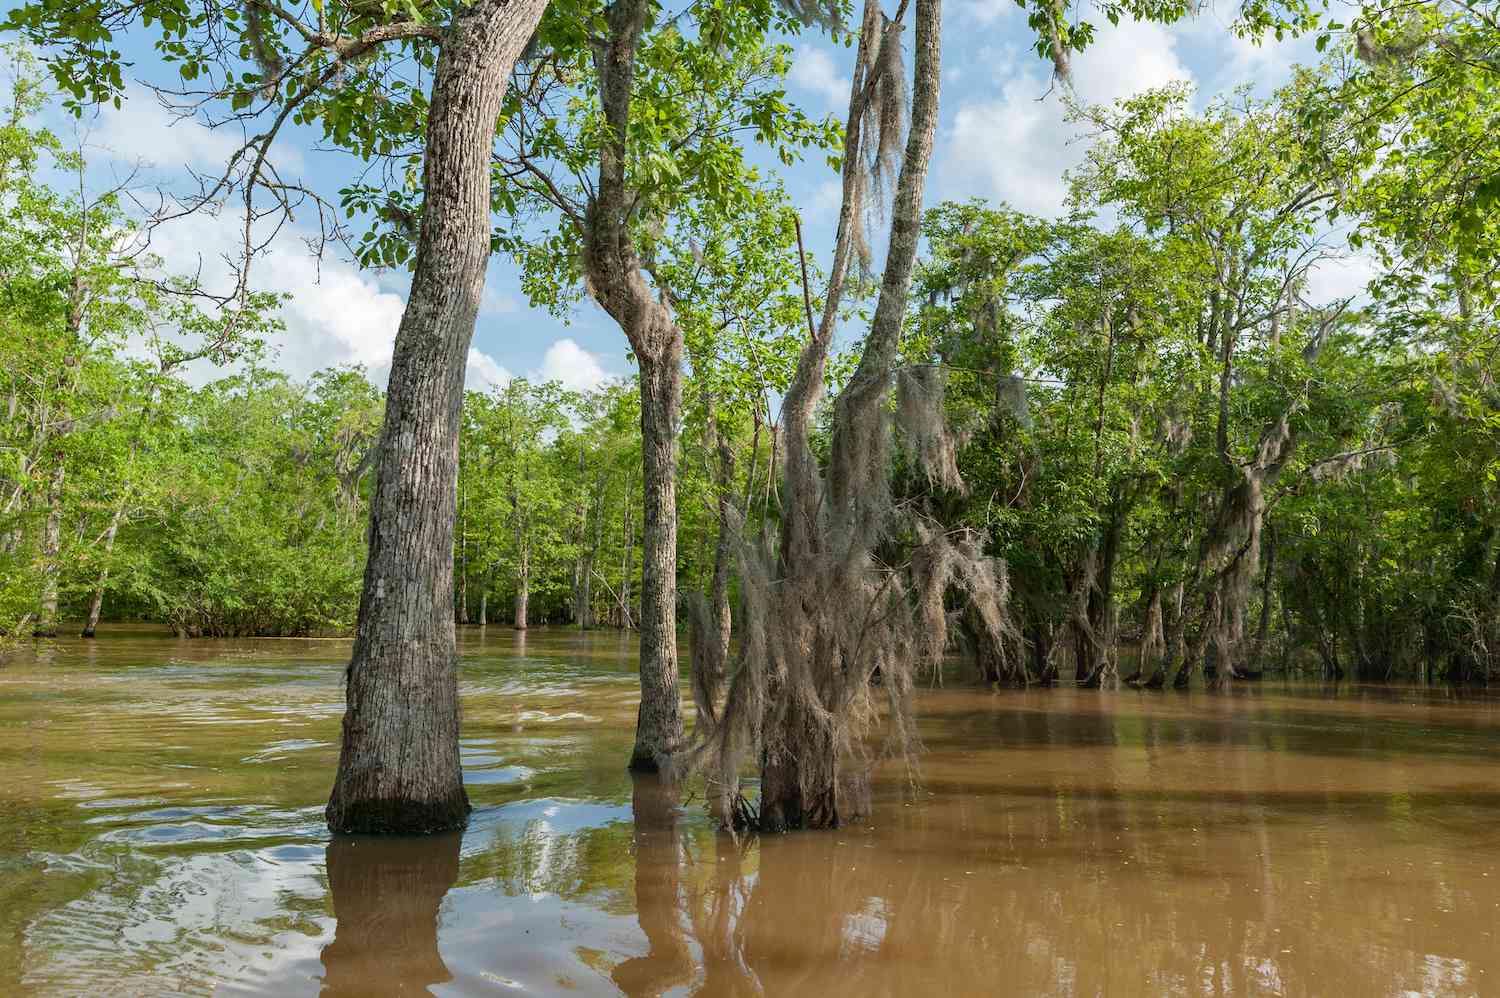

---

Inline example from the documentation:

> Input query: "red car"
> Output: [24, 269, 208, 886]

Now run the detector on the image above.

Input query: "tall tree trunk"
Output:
[629, 348, 684, 769]
[759, 699, 839, 832]
[34, 459, 64, 637]
[708, 423, 734, 680]
[82, 500, 124, 639]
[1079, 506, 1123, 687]
[1249, 522, 1277, 670]
[513, 531, 529, 630]
[583, 0, 685, 772]
[691, 418, 736, 728]
[326, 0, 548, 836]
[620, 479, 634, 629]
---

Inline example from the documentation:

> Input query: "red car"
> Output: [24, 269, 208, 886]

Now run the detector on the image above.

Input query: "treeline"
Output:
[4, 34, 1496, 687]
[909, 73, 1499, 687]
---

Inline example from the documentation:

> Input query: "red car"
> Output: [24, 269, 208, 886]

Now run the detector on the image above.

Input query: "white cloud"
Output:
[937, 20, 1194, 216]
[790, 45, 849, 109]
[75, 86, 617, 402]
[1173, 15, 1312, 96]
[466, 348, 514, 390]
[133, 206, 410, 388]
[535, 338, 612, 393]
[77, 85, 302, 176]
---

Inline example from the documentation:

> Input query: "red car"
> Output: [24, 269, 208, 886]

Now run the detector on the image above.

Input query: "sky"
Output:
[20, 0, 1376, 396]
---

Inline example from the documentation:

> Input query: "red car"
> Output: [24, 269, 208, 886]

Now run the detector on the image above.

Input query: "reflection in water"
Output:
[0, 628, 1497, 995]
[612, 775, 694, 997]
[320, 832, 461, 996]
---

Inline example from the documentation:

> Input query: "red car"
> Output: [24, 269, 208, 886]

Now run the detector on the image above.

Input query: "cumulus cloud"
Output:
[1174, 15, 1312, 96]
[74, 87, 623, 401]
[77, 85, 302, 175]
[937, 20, 1195, 216]
[138, 207, 410, 384]
[466, 348, 514, 390]
[790, 45, 850, 109]
[956, 0, 1015, 24]
[480, 282, 520, 316]
[535, 338, 613, 393]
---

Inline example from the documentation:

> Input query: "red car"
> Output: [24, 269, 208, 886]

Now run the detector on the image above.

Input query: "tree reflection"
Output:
[605, 761, 1498, 998]
[320, 831, 461, 997]
[612, 773, 695, 997]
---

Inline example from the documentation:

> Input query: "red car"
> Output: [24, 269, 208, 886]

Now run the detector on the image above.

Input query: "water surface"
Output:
[1, 626, 1497, 996]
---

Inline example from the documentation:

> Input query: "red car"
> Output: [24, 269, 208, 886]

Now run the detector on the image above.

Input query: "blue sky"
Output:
[20, 0, 1374, 394]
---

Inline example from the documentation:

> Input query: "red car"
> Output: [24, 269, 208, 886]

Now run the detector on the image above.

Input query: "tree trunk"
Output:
[582, 0, 685, 772]
[82, 500, 123, 639]
[1076, 509, 1123, 688]
[759, 698, 839, 832]
[691, 418, 736, 729]
[34, 459, 64, 637]
[1249, 523, 1277, 670]
[708, 423, 735, 684]
[513, 533, 529, 630]
[755, 0, 944, 830]
[326, 0, 548, 836]
[629, 347, 684, 769]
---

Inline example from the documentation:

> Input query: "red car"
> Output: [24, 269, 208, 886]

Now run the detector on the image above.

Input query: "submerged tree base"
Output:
[325, 794, 472, 837]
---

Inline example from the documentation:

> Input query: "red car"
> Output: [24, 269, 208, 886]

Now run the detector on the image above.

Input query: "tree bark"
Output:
[708, 423, 734, 681]
[326, 0, 548, 836]
[759, 698, 840, 832]
[34, 459, 64, 637]
[82, 500, 123, 639]
[629, 347, 684, 769]
[513, 529, 529, 630]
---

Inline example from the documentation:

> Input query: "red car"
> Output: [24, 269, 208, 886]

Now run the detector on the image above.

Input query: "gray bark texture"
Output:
[82, 501, 123, 638]
[34, 459, 64, 637]
[325, 0, 550, 835]
[582, 0, 685, 773]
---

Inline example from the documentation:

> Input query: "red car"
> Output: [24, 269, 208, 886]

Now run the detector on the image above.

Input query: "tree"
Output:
[7, 0, 556, 832]
[0, 50, 267, 645]
[459, 379, 569, 629]
[491, 0, 836, 771]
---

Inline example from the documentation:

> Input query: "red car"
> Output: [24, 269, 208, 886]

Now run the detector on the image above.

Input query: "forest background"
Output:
[1, 0, 1495, 696]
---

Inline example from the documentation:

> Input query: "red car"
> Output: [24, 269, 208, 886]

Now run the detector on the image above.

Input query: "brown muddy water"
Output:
[1, 627, 1498, 997]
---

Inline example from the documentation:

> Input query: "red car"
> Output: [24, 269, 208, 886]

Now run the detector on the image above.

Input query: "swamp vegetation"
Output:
[0, 0, 1498, 984]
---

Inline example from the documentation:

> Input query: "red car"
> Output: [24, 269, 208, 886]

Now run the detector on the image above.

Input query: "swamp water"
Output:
[1, 626, 1497, 996]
